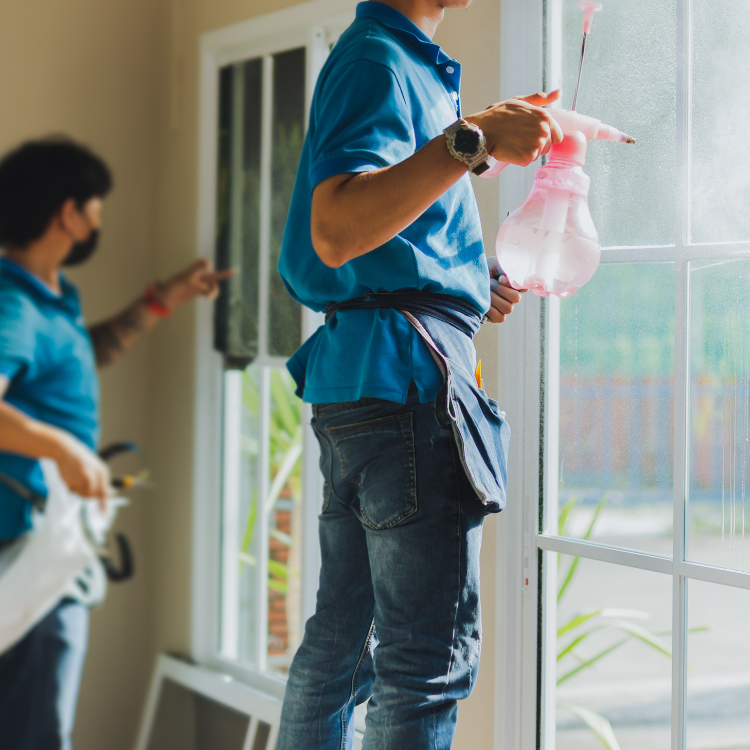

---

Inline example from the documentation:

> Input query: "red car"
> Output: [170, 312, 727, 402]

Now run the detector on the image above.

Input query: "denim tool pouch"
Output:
[325, 290, 511, 515]
[399, 310, 510, 514]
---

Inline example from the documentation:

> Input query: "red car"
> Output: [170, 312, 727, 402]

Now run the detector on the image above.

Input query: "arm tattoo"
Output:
[88, 300, 153, 369]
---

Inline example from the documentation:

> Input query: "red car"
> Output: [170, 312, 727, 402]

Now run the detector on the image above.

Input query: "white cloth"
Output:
[0, 460, 96, 655]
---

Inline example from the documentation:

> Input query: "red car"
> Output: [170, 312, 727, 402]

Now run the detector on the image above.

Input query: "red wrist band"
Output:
[144, 284, 171, 317]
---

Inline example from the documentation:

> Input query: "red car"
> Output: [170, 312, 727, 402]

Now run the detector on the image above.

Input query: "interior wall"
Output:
[0, 1, 161, 749]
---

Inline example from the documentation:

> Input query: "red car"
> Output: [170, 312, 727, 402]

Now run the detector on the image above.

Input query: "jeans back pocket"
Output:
[327, 413, 417, 530]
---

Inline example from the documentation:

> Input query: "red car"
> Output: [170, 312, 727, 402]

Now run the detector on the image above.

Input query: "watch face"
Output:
[454, 127, 480, 155]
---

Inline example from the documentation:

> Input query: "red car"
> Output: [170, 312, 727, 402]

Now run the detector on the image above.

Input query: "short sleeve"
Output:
[0, 292, 35, 380]
[310, 59, 416, 189]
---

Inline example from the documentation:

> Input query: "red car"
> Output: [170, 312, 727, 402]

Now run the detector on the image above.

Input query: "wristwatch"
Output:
[443, 119, 491, 175]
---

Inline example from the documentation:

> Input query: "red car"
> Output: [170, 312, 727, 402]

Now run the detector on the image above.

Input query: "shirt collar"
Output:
[0, 257, 78, 309]
[356, 2, 456, 67]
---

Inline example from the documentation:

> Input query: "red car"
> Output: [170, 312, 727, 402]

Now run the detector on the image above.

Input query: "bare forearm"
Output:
[311, 135, 467, 267]
[88, 298, 160, 368]
[0, 400, 67, 462]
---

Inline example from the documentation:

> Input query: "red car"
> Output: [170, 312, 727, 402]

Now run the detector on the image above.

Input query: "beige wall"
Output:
[0, 0, 505, 747]
[0, 1, 161, 749]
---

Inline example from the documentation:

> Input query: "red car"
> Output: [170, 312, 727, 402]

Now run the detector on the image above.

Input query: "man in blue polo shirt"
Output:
[276, 0, 562, 747]
[0, 138, 232, 749]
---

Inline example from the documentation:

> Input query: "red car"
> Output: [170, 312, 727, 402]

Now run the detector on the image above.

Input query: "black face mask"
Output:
[63, 229, 100, 267]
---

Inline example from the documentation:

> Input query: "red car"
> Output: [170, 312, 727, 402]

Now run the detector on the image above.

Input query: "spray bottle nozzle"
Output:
[578, 1, 603, 34]
[479, 109, 634, 179]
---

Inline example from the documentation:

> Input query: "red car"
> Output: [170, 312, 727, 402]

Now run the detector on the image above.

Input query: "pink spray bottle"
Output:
[482, 1, 635, 299]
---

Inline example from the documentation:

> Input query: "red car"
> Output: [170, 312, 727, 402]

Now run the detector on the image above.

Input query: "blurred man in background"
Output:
[0, 137, 231, 750]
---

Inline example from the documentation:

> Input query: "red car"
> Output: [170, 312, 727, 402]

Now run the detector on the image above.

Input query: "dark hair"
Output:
[0, 137, 112, 249]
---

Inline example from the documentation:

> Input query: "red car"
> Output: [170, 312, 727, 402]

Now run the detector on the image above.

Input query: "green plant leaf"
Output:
[558, 629, 598, 661]
[268, 579, 287, 594]
[557, 703, 622, 750]
[268, 559, 288, 580]
[241, 487, 258, 554]
[558, 609, 603, 637]
[558, 496, 608, 603]
[558, 495, 577, 536]
[265, 426, 303, 513]
[558, 619, 671, 662]
[557, 638, 629, 685]
[605, 620, 671, 658]
[242, 369, 260, 418]
[584, 496, 608, 542]
[270, 371, 300, 439]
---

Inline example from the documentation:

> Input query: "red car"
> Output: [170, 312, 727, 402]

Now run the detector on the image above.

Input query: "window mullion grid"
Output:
[258, 54, 273, 365]
[598, 242, 750, 265]
[540, 297, 560, 750]
[672, 259, 689, 750]
[537, 535, 750, 590]
[219, 65, 248, 662]
[253, 53, 274, 672]
[672, 0, 691, 745]
[221, 370, 243, 660]
[255, 365, 272, 672]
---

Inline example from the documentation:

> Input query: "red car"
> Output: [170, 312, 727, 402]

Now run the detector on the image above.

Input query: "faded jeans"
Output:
[277, 385, 485, 750]
[0, 597, 88, 750]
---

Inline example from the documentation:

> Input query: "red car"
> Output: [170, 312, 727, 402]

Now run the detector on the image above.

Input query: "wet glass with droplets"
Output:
[689, 259, 750, 572]
[561, 0, 677, 248]
[557, 264, 675, 555]
[690, 1, 750, 244]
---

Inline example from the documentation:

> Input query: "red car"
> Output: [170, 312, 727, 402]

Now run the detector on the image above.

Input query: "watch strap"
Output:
[443, 119, 490, 175]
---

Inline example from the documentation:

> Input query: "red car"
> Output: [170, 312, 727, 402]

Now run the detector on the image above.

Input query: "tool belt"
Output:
[326, 289, 510, 514]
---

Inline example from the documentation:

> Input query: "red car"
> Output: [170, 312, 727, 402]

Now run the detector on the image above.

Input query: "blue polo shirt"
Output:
[279, 1, 490, 405]
[0, 258, 100, 540]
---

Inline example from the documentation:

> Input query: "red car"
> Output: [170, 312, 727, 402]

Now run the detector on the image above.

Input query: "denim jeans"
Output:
[0, 598, 88, 750]
[277, 386, 485, 750]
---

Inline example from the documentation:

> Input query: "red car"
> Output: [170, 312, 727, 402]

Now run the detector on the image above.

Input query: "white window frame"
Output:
[497, 2, 750, 749]
[191, 0, 357, 699]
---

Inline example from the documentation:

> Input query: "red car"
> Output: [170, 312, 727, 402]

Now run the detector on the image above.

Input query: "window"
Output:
[193, 0, 355, 696]
[215, 46, 307, 677]
[501, 0, 750, 748]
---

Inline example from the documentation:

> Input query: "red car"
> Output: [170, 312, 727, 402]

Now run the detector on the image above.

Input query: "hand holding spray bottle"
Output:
[483, 1, 635, 299]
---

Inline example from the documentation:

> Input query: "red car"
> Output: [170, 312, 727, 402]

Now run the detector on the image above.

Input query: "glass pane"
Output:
[555, 555, 672, 750]
[268, 48, 305, 357]
[214, 60, 262, 367]
[690, 1, 750, 244]
[561, 0, 676, 247]
[689, 260, 750, 572]
[221, 366, 305, 675]
[557, 264, 675, 554]
[266, 367, 304, 674]
[221, 366, 261, 664]
[687, 581, 750, 749]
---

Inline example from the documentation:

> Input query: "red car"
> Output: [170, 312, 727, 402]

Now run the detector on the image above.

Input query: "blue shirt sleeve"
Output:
[0, 291, 35, 380]
[310, 59, 416, 189]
